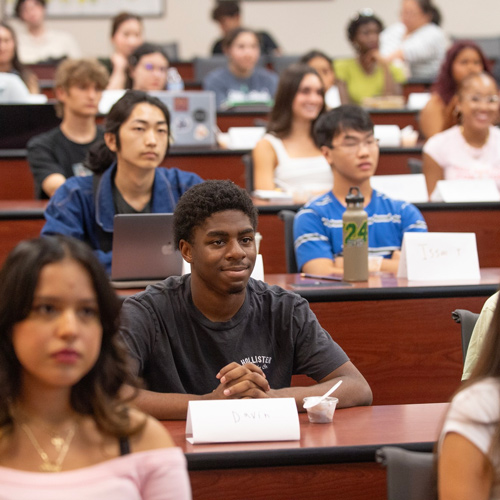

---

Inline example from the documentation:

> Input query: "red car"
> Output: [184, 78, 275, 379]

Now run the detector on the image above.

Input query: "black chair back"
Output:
[278, 209, 298, 274]
[452, 309, 480, 362]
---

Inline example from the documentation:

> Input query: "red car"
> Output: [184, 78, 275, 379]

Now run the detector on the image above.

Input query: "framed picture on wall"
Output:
[3, 0, 165, 18]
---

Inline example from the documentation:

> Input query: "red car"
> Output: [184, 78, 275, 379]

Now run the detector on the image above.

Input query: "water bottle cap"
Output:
[345, 186, 364, 204]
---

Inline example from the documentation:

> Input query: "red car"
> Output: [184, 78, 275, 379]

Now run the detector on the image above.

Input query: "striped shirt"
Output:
[293, 189, 427, 271]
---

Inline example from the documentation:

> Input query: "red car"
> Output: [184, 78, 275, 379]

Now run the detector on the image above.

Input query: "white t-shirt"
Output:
[423, 125, 500, 190]
[380, 22, 447, 79]
[0, 73, 31, 102]
[262, 133, 333, 196]
[16, 28, 81, 64]
[439, 378, 500, 499]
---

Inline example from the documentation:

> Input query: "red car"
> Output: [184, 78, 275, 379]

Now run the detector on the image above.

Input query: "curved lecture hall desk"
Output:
[163, 402, 447, 500]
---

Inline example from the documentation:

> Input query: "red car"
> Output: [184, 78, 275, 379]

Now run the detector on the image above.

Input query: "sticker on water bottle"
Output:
[343, 221, 367, 246]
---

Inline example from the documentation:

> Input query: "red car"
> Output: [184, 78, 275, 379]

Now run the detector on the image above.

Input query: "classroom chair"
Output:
[278, 209, 299, 274]
[270, 54, 301, 75]
[452, 309, 480, 363]
[451, 36, 500, 62]
[376, 446, 437, 500]
[193, 55, 228, 82]
[159, 42, 180, 62]
[241, 154, 254, 193]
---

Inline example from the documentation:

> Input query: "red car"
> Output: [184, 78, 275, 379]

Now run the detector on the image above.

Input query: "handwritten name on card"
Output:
[397, 232, 480, 281]
[186, 398, 300, 444]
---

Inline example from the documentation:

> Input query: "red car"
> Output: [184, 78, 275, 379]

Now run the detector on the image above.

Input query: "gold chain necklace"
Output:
[19, 421, 76, 472]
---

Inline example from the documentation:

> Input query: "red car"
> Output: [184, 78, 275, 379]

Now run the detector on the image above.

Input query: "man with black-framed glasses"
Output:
[294, 105, 427, 275]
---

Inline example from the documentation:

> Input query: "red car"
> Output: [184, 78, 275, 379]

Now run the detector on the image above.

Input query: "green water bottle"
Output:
[342, 187, 368, 281]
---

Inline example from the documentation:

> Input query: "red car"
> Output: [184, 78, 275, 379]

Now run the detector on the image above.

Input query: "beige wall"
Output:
[1, 0, 499, 61]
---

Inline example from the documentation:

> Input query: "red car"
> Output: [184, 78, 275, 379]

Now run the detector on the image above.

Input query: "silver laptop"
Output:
[150, 90, 217, 148]
[110, 213, 183, 289]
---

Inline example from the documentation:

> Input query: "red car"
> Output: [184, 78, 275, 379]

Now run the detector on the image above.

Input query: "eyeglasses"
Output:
[141, 63, 168, 74]
[461, 93, 500, 105]
[329, 137, 380, 152]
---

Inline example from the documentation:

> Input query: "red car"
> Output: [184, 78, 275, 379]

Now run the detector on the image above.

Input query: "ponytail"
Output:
[84, 140, 116, 175]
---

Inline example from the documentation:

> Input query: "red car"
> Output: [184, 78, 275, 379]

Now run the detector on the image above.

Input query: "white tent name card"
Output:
[431, 179, 500, 202]
[397, 232, 480, 281]
[186, 398, 300, 444]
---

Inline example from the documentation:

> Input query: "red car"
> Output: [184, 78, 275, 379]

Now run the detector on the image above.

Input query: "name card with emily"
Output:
[186, 398, 300, 444]
[397, 232, 480, 281]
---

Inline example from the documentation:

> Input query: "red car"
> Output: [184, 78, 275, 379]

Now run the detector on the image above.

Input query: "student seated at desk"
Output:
[294, 105, 427, 275]
[252, 63, 332, 201]
[41, 90, 203, 274]
[379, 0, 447, 80]
[100, 12, 144, 91]
[334, 10, 405, 106]
[120, 180, 372, 420]
[27, 58, 109, 199]
[0, 235, 190, 499]
[210, 1, 280, 56]
[0, 21, 39, 94]
[419, 40, 491, 139]
[127, 43, 171, 92]
[13, 0, 81, 64]
[203, 27, 279, 109]
[438, 292, 500, 500]
[423, 72, 500, 198]
[300, 50, 341, 110]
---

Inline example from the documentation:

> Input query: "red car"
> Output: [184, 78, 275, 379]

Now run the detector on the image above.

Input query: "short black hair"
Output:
[15, 0, 45, 18]
[174, 180, 258, 246]
[212, 1, 240, 22]
[313, 105, 374, 148]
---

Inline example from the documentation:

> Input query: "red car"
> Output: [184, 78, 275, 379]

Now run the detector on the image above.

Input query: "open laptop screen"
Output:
[111, 213, 183, 288]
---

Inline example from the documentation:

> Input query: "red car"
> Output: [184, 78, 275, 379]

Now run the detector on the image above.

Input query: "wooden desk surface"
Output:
[164, 403, 446, 500]
[265, 268, 500, 302]
[166, 403, 446, 465]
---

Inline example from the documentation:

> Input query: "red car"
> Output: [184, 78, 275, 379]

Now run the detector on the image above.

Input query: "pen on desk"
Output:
[300, 273, 343, 282]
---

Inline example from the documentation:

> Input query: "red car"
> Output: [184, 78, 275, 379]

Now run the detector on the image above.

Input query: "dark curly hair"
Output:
[0, 235, 142, 437]
[347, 10, 384, 42]
[432, 40, 491, 105]
[313, 105, 374, 149]
[174, 180, 258, 247]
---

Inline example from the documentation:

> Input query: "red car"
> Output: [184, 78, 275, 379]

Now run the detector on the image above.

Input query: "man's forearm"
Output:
[270, 374, 372, 412]
[132, 388, 204, 420]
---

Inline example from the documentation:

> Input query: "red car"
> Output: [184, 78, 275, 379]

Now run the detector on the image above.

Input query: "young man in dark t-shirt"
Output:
[27, 58, 108, 198]
[120, 180, 372, 419]
[210, 0, 280, 56]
